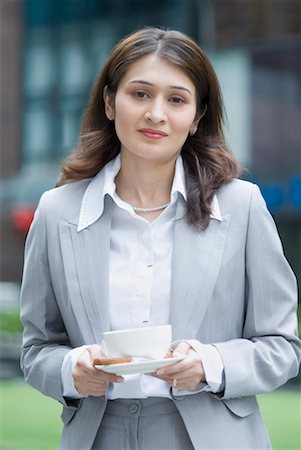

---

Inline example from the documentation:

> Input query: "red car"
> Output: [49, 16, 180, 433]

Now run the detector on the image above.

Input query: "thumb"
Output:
[172, 341, 191, 357]
[87, 344, 105, 363]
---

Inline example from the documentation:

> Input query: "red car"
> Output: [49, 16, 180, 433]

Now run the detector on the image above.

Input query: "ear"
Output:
[189, 118, 200, 136]
[103, 85, 115, 120]
[190, 105, 207, 135]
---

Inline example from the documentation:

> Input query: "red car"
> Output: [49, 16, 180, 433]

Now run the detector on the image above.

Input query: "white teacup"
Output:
[102, 325, 172, 359]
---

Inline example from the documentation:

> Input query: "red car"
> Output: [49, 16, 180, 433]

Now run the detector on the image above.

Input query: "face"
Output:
[104, 54, 199, 165]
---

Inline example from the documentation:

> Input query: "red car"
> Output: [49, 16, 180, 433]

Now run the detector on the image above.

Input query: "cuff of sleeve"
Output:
[61, 345, 89, 399]
[171, 339, 224, 393]
[188, 340, 224, 393]
[172, 381, 210, 397]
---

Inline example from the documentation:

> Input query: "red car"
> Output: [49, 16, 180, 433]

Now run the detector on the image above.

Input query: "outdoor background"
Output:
[0, 0, 300, 449]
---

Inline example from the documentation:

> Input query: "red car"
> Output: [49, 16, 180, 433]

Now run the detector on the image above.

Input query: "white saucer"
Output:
[94, 356, 184, 375]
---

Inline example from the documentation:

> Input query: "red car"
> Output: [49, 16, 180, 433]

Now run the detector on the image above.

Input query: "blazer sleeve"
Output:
[214, 184, 301, 399]
[20, 192, 78, 408]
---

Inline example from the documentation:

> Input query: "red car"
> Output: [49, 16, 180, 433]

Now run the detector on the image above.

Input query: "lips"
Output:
[139, 128, 168, 139]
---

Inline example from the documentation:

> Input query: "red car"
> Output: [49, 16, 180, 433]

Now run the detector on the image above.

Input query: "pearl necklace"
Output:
[132, 202, 170, 212]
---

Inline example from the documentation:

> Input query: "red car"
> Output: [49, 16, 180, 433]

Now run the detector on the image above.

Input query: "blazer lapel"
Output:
[170, 200, 231, 340]
[59, 204, 112, 344]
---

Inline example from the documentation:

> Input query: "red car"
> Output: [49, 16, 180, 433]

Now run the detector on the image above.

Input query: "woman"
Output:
[20, 27, 301, 450]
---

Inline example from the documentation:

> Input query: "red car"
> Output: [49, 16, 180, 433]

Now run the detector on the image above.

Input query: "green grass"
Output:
[258, 389, 301, 450]
[0, 310, 23, 333]
[0, 381, 62, 449]
[0, 381, 300, 450]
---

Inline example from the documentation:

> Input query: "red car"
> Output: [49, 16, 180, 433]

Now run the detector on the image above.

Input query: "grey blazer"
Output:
[20, 176, 301, 450]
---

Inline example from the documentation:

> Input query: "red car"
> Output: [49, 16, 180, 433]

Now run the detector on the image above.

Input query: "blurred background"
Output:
[0, 0, 300, 449]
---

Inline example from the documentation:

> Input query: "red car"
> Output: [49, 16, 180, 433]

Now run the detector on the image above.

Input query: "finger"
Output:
[79, 379, 108, 391]
[77, 380, 108, 396]
[157, 358, 205, 384]
[93, 368, 124, 384]
[172, 341, 192, 357]
[75, 348, 95, 374]
[156, 360, 185, 377]
[161, 365, 203, 383]
[151, 372, 197, 390]
[151, 370, 204, 391]
[153, 369, 194, 384]
[85, 346, 121, 380]
[188, 348, 196, 355]
[150, 373, 172, 382]
[75, 347, 101, 375]
[157, 351, 200, 376]
[75, 349, 124, 383]
[173, 380, 200, 391]
[151, 371, 194, 384]
[74, 369, 124, 396]
[156, 356, 191, 376]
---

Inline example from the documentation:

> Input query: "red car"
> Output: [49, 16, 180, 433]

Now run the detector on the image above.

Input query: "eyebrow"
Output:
[128, 80, 193, 96]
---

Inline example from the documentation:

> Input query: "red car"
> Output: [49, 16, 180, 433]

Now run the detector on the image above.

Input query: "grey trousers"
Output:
[92, 398, 195, 450]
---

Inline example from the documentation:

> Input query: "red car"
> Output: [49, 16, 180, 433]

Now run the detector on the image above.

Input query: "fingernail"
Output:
[116, 377, 124, 383]
[157, 369, 164, 375]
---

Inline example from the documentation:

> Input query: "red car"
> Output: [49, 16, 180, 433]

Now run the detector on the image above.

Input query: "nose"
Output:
[144, 99, 167, 124]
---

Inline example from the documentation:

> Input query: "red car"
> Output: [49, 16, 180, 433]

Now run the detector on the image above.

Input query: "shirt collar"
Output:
[77, 154, 222, 231]
[171, 155, 186, 201]
[210, 194, 223, 221]
[77, 156, 119, 232]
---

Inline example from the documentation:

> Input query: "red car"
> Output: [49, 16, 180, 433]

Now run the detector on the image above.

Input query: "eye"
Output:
[133, 91, 149, 100]
[169, 96, 185, 104]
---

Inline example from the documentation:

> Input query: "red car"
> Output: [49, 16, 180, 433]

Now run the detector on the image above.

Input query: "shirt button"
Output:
[129, 403, 139, 414]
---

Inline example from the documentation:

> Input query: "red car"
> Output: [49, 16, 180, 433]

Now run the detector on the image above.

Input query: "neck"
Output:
[115, 153, 177, 208]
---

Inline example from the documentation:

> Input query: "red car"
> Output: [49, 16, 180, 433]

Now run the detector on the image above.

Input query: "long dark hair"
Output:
[58, 27, 241, 230]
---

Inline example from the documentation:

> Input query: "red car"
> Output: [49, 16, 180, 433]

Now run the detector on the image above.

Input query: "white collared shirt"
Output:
[62, 155, 224, 399]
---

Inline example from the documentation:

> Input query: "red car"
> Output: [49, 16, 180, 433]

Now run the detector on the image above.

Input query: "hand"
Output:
[152, 341, 205, 390]
[72, 344, 124, 396]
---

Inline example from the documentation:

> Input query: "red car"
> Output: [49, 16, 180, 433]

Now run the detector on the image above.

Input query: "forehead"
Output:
[118, 54, 196, 93]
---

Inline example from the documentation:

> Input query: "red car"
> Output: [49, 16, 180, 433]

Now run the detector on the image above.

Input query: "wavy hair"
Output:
[58, 27, 241, 230]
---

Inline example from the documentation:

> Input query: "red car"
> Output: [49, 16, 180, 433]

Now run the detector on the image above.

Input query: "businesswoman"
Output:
[20, 27, 301, 450]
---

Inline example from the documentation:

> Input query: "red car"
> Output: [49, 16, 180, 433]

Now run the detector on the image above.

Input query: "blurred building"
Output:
[0, 0, 300, 295]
